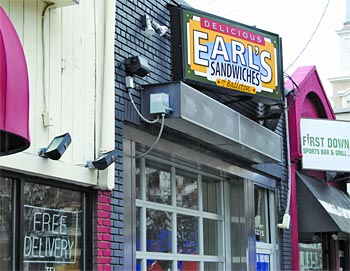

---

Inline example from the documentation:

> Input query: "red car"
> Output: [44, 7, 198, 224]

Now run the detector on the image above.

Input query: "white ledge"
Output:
[0, 152, 98, 187]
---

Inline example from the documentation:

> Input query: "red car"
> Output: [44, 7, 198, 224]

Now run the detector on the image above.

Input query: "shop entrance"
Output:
[123, 134, 279, 271]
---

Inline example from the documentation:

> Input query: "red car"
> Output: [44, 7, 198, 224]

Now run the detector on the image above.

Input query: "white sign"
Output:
[23, 205, 78, 264]
[300, 118, 350, 172]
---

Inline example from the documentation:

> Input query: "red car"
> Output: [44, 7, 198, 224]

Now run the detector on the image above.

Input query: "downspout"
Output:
[98, 0, 115, 190]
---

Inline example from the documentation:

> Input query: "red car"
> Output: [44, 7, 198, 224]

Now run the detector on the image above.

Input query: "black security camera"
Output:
[86, 149, 118, 170]
[125, 55, 150, 77]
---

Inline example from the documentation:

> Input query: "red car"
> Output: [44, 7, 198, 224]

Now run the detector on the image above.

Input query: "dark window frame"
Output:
[0, 170, 93, 271]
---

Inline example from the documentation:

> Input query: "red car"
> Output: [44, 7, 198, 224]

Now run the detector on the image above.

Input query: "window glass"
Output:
[136, 160, 141, 199]
[203, 218, 220, 256]
[204, 262, 219, 271]
[177, 214, 198, 255]
[0, 177, 13, 271]
[178, 261, 199, 270]
[202, 177, 220, 214]
[230, 180, 247, 270]
[176, 169, 198, 210]
[147, 259, 171, 271]
[146, 209, 172, 253]
[135, 156, 224, 269]
[136, 207, 141, 251]
[299, 243, 322, 271]
[254, 187, 268, 243]
[145, 161, 171, 205]
[23, 182, 83, 271]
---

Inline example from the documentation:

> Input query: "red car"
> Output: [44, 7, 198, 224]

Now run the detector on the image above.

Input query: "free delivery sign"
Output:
[170, 7, 283, 103]
[300, 118, 350, 172]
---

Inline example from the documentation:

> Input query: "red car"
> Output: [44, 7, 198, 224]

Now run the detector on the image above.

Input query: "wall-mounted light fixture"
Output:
[86, 149, 118, 170]
[141, 15, 168, 37]
[125, 55, 150, 77]
[39, 132, 71, 160]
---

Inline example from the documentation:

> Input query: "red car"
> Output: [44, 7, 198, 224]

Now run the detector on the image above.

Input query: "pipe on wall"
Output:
[97, 0, 116, 190]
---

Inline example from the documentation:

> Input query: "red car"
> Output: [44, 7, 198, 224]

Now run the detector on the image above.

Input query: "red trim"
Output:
[285, 66, 336, 270]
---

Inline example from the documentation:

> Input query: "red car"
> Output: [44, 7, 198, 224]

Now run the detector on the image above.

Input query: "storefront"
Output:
[0, 1, 114, 270]
[117, 2, 290, 270]
[286, 66, 350, 271]
[123, 127, 280, 270]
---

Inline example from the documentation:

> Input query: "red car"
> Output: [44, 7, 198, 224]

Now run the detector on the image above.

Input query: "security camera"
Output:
[86, 149, 118, 170]
[125, 55, 150, 77]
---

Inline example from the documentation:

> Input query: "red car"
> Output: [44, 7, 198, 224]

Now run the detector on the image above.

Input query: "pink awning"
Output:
[0, 7, 30, 156]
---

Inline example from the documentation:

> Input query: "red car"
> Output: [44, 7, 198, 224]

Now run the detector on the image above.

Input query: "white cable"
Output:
[136, 113, 165, 159]
[42, 4, 53, 113]
[127, 89, 160, 124]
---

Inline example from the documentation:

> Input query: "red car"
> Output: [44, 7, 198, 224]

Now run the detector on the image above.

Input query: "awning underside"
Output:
[296, 171, 350, 236]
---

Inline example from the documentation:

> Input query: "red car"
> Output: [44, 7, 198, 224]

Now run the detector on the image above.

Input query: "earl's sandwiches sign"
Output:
[170, 6, 283, 104]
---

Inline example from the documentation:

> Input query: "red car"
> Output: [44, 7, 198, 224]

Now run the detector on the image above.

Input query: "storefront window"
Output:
[146, 161, 171, 205]
[146, 209, 172, 253]
[23, 182, 83, 271]
[147, 259, 171, 270]
[136, 157, 224, 270]
[202, 178, 220, 214]
[128, 144, 279, 271]
[0, 173, 90, 270]
[299, 243, 322, 271]
[176, 170, 198, 210]
[0, 177, 12, 270]
[254, 186, 268, 242]
[177, 214, 198, 254]
[230, 180, 247, 270]
[203, 218, 220, 256]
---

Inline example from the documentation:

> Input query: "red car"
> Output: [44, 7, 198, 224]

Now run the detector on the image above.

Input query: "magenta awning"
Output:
[0, 7, 30, 156]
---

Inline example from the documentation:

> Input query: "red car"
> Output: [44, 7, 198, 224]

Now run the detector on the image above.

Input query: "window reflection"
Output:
[136, 156, 224, 269]
[177, 215, 198, 255]
[178, 261, 199, 271]
[147, 259, 171, 271]
[176, 170, 198, 210]
[146, 209, 171, 253]
[145, 161, 171, 205]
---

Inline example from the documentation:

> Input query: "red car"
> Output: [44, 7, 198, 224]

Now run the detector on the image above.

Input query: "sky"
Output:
[184, 0, 347, 98]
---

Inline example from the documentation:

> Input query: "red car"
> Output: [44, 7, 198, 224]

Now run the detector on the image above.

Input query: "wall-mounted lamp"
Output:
[125, 55, 150, 77]
[141, 14, 155, 37]
[141, 15, 168, 37]
[39, 132, 71, 160]
[86, 149, 118, 170]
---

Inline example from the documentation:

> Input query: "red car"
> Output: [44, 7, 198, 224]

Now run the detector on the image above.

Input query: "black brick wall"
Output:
[113, 0, 292, 269]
